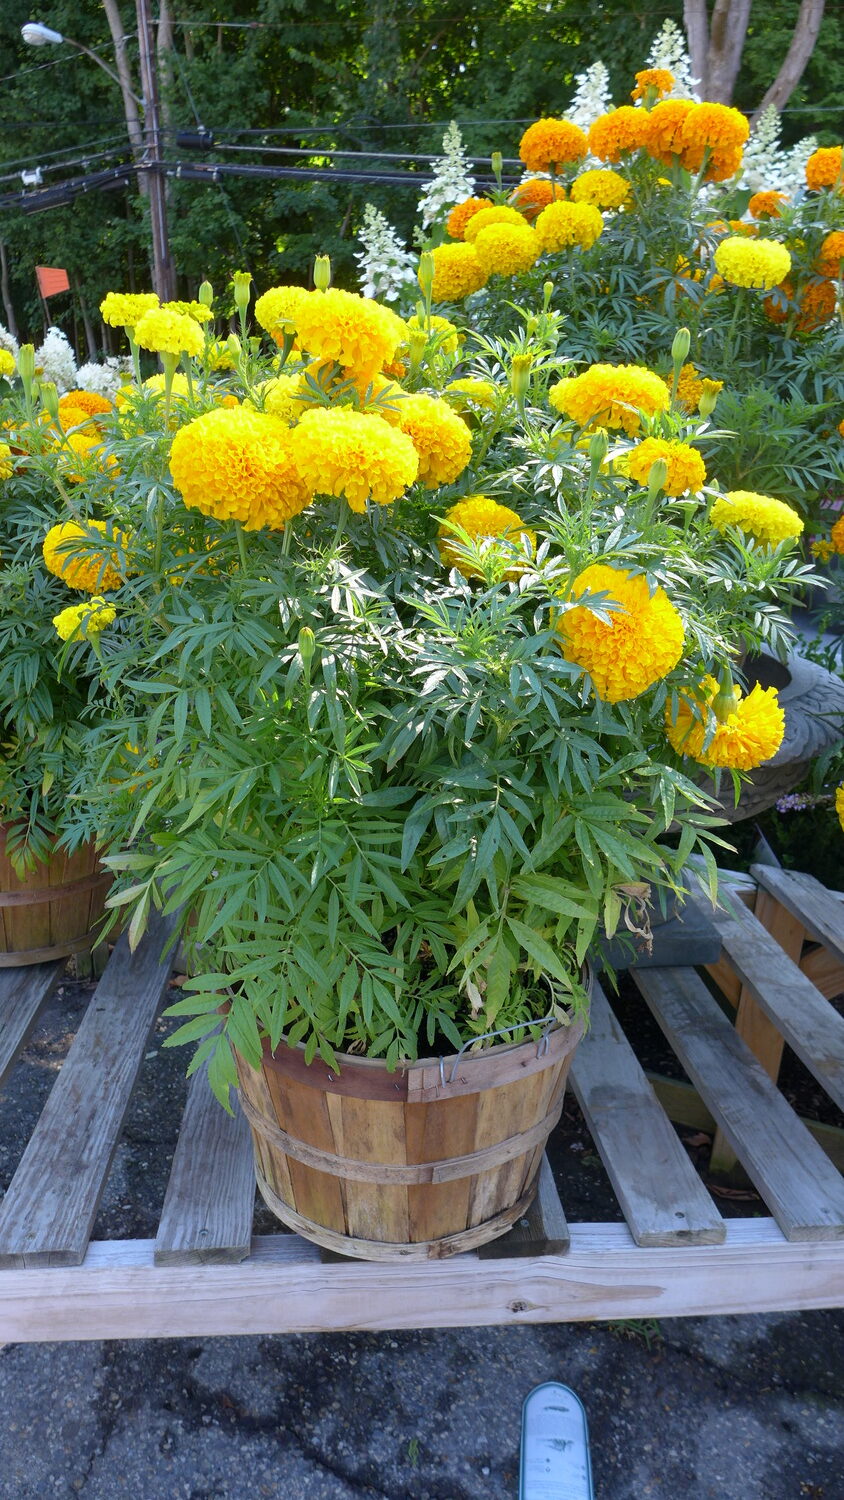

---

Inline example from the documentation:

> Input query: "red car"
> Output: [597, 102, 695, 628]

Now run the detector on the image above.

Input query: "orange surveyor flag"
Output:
[36, 265, 70, 298]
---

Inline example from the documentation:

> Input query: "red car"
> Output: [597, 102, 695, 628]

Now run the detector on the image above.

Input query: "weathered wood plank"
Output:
[697, 893, 844, 1112]
[647, 1073, 844, 1171]
[0, 961, 64, 1089]
[0, 913, 175, 1268]
[569, 983, 725, 1246]
[476, 1154, 570, 1258]
[0, 1221, 842, 1341]
[154, 1063, 256, 1266]
[801, 945, 844, 1000]
[751, 866, 844, 967]
[634, 967, 844, 1242]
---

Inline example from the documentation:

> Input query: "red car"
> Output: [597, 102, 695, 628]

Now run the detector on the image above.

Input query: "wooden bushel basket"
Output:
[0, 827, 112, 967]
[235, 1008, 587, 1262]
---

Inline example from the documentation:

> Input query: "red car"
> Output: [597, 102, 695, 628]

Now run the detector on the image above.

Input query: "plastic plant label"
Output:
[519, 1382, 594, 1500]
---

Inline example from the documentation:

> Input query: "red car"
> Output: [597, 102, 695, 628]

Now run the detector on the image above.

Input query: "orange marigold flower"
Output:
[557, 563, 685, 703]
[519, 117, 588, 174]
[643, 99, 695, 163]
[631, 67, 675, 102]
[397, 393, 473, 487]
[508, 178, 566, 222]
[816, 231, 844, 277]
[446, 196, 494, 240]
[288, 407, 418, 512]
[678, 102, 749, 174]
[169, 407, 311, 530]
[797, 278, 837, 332]
[626, 437, 706, 496]
[549, 363, 669, 435]
[831, 514, 844, 553]
[748, 190, 787, 219]
[294, 288, 406, 382]
[806, 145, 843, 191]
[666, 364, 724, 413]
[438, 496, 535, 578]
[837, 783, 844, 832]
[58, 390, 112, 418]
[589, 107, 650, 162]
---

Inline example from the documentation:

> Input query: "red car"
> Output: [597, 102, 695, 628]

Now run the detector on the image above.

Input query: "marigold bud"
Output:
[313, 255, 331, 292]
[698, 380, 720, 419]
[510, 352, 533, 406]
[647, 457, 669, 500]
[713, 667, 739, 723]
[417, 250, 436, 304]
[232, 271, 252, 317]
[198, 280, 214, 308]
[671, 326, 691, 368]
[40, 381, 59, 422]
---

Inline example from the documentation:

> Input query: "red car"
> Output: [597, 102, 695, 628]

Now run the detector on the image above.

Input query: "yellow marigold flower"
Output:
[748, 190, 787, 219]
[438, 496, 535, 578]
[463, 205, 528, 242]
[473, 222, 539, 277]
[43, 519, 126, 592]
[53, 596, 116, 644]
[161, 299, 213, 323]
[446, 196, 494, 240]
[445, 378, 498, 411]
[58, 427, 118, 482]
[519, 118, 588, 174]
[710, 490, 804, 547]
[100, 291, 159, 329]
[351, 370, 406, 424]
[59, 390, 112, 418]
[294, 288, 405, 381]
[816, 231, 844, 277]
[430, 242, 488, 302]
[588, 108, 650, 163]
[508, 178, 566, 222]
[253, 284, 309, 345]
[549, 363, 670, 435]
[831, 515, 844, 554]
[806, 145, 843, 191]
[836, 783, 844, 832]
[404, 313, 461, 354]
[134, 307, 204, 359]
[714, 236, 791, 290]
[557, 564, 684, 703]
[0, 349, 16, 378]
[201, 338, 237, 371]
[0, 441, 14, 478]
[643, 99, 695, 163]
[627, 437, 706, 496]
[570, 169, 630, 210]
[144, 372, 191, 402]
[397, 393, 472, 488]
[169, 407, 311, 531]
[811, 538, 834, 562]
[57, 404, 95, 432]
[288, 406, 418, 511]
[535, 200, 603, 254]
[666, 677, 784, 770]
[631, 67, 674, 101]
[678, 102, 749, 176]
[253, 374, 306, 424]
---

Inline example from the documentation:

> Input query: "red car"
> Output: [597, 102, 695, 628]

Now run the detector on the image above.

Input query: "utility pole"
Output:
[135, 0, 175, 301]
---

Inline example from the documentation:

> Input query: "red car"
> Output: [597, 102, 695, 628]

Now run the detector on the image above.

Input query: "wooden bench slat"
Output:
[697, 893, 844, 1112]
[0, 961, 64, 1089]
[568, 982, 725, 1246]
[751, 866, 844, 967]
[476, 1153, 569, 1258]
[634, 967, 844, 1242]
[154, 1063, 256, 1266]
[0, 914, 175, 1268]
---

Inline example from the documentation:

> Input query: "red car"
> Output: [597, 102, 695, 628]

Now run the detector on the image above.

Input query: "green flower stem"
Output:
[724, 287, 745, 366]
[161, 351, 180, 429]
[281, 519, 293, 556]
[128, 332, 142, 387]
[182, 354, 195, 403]
[153, 489, 165, 575]
[333, 499, 349, 550]
[235, 521, 248, 571]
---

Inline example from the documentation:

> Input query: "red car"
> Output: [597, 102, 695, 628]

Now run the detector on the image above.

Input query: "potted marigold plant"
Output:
[49, 258, 816, 1260]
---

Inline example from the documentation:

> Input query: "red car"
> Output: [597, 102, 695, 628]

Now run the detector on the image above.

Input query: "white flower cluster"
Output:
[567, 61, 611, 133]
[34, 326, 77, 394]
[417, 121, 476, 229]
[76, 356, 132, 400]
[0, 324, 20, 362]
[740, 105, 817, 197]
[781, 134, 819, 198]
[355, 203, 418, 303]
[647, 18, 700, 101]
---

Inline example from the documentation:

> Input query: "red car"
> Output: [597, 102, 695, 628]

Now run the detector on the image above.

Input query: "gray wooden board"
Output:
[0, 961, 64, 1090]
[154, 1063, 256, 1266]
[635, 967, 844, 1242]
[476, 1154, 570, 1259]
[751, 865, 844, 967]
[568, 981, 726, 1246]
[697, 892, 844, 1112]
[0, 912, 176, 1268]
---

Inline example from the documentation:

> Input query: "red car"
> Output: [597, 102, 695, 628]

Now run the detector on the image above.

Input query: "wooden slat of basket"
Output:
[0, 961, 64, 1089]
[154, 1063, 256, 1266]
[568, 982, 725, 1246]
[698, 893, 844, 1111]
[635, 968, 844, 1242]
[476, 1154, 570, 1259]
[751, 866, 844, 967]
[0, 912, 176, 1268]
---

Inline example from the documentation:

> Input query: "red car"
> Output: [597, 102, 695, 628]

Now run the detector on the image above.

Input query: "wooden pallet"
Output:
[0, 868, 842, 1343]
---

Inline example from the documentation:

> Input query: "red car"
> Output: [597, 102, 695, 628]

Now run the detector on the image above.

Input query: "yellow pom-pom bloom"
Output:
[446, 196, 494, 240]
[836, 784, 844, 832]
[710, 490, 804, 547]
[816, 231, 844, 277]
[631, 68, 674, 101]
[668, 363, 724, 412]
[508, 179, 566, 222]
[748, 190, 787, 219]
[430, 242, 488, 302]
[288, 406, 418, 512]
[445, 378, 498, 412]
[294, 288, 405, 381]
[100, 291, 159, 329]
[549, 363, 670, 435]
[643, 99, 695, 164]
[134, 307, 204, 359]
[714, 236, 791, 290]
[43, 520, 126, 592]
[161, 299, 213, 324]
[404, 313, 461, 354]
[588, 108, 650, 163]
[254, 374, 306, 424]
[169, 407, 311, 530]
[535, 200, 603, 254]
[519, 118, 588, 174]
[253, 284, 309, 345]
[0, 442, 14, 478]
[806, 145, 843, 191]
[473, 222, 539, 277]
[627, 438, 706, 496]
[57, 404, 95, 432]
[463, 205, 528, 242]
[557, 564, 685, 703]
[59, 390, 112, 418]
[570, 169, 630, 210]
[397, 393, 473, 488]
[438, 496, 535, 577]
[666, 678, 784, 770]
[829, 515, 844, 554]
[53, 596, 116, 644]
[0, 349, 16, 378]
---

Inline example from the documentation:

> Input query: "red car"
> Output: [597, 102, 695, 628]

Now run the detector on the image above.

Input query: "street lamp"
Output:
[21, 22, 143, 103]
